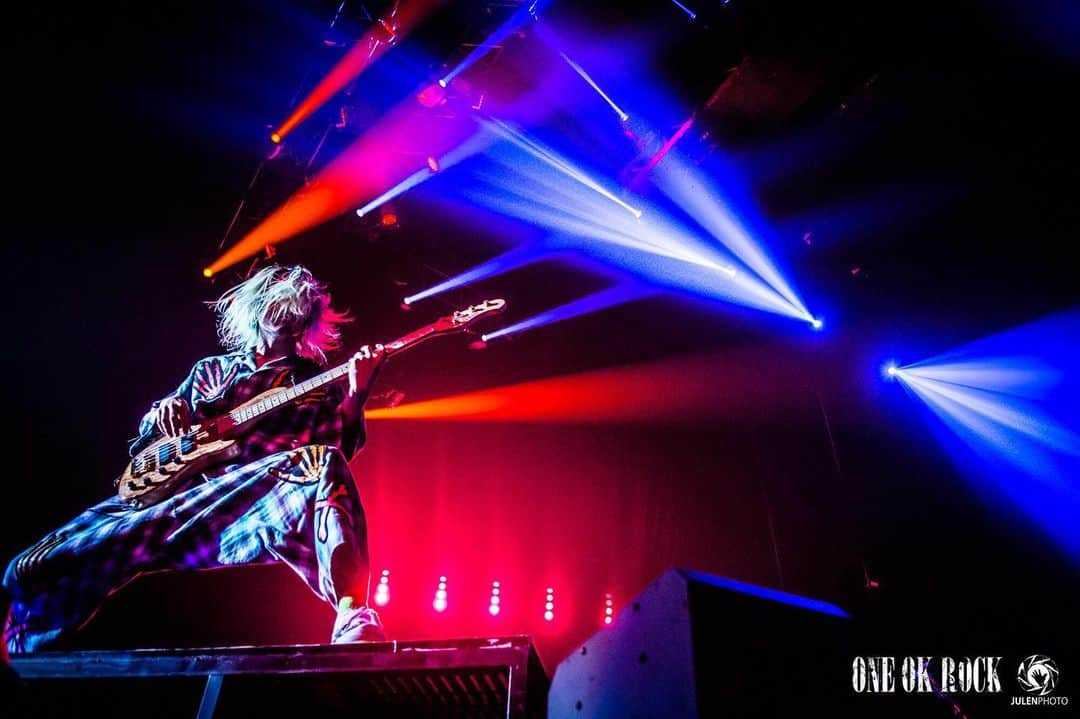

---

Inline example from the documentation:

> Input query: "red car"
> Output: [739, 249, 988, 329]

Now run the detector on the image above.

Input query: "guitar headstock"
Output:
[432, 298, 507, 332]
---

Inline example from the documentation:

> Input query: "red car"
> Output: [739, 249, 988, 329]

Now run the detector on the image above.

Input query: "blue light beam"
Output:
[403, 244, 550, 305]
[440, 1, 551, 88]
[888, 309, 1080, 563]
[479, 118, 642, 218]
[651, 153, 815, 324]
[532, 21, 630, 122]
[355, 131, 492, 218]
[448, 126, 809, 323]
[482, 284, 652, 342]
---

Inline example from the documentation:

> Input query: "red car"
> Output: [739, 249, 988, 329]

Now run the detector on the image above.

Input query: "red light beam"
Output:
[271, 0, 446, 143]
[365, 344, 817, 423]
[207, 80, 476, 276]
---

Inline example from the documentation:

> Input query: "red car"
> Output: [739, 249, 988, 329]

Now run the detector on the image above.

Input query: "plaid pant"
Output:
[3, 444, 368, 654]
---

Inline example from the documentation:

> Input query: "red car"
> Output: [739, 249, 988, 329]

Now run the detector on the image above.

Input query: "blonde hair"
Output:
[209, 265, 350, 364]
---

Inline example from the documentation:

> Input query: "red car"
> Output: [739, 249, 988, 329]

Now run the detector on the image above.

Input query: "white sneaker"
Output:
[331, 605, 385, 644]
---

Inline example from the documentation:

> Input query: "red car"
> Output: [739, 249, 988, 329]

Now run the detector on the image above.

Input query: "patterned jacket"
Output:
[128, 351, 365, 470]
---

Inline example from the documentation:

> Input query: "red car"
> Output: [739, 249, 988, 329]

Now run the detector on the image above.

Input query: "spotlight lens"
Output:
[489, 605, 500, 616]
[544, 611, 554, 621]
[811, 317, 823, 330]
[887, 365, 898, 377]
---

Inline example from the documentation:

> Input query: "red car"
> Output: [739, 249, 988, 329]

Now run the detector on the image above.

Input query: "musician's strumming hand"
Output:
[347, 344, 385, 398]
[154, 396, 192, 437]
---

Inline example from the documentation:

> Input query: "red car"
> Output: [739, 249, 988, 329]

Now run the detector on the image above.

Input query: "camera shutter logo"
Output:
[1017, 655, 1059, 696]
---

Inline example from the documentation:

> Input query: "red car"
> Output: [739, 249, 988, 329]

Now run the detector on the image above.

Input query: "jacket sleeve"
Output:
[128, 359, 203, 456]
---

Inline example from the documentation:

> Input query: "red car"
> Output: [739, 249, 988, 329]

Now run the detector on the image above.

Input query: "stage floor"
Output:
[8, 636, 548, 718]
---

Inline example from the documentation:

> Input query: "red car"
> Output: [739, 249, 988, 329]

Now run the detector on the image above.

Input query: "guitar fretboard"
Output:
[224, 323, 439, 428]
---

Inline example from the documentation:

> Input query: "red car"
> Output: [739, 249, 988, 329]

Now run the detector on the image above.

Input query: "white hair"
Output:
[208, 265, 350, 364]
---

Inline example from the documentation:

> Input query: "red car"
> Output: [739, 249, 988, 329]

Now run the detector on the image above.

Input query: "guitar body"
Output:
[115, 298, 506, 507]
[115, 386, 293, 507]
[116, 429, 240, 507]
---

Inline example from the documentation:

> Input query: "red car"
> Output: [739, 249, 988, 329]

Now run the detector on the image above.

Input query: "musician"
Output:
[3, 265, 385, 653]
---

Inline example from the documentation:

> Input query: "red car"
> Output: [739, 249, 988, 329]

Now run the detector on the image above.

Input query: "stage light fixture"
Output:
[544, 587, 555, 622]
[811, 317, 824, 330]
[488, 580, 501, 616]
[671, 0, 697, 20]
[417, 82, 447, 108]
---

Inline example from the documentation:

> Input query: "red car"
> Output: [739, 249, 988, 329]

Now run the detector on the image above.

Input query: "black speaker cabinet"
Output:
[549, 568, 853, 718]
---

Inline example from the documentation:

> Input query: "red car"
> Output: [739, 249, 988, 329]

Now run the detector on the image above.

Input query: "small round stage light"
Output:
[270, 132, 281, 144]
[427, 156, 440, 173]
[374, 569, 390, 606]
[887, 365, 898, 377]
[811, 317, 824, 330]
[438, 78, 448, 88]
[489, 604, 500, 616]
[433, 576, 448, 612]
[544, 611, 554, 622]
[202, 268, 213, 278]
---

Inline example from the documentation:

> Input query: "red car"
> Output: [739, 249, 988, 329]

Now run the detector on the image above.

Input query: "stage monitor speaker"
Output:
[548, 568, 853, 718]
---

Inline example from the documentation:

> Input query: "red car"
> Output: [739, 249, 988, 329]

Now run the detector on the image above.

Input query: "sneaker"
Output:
[331, 605, 385, 644]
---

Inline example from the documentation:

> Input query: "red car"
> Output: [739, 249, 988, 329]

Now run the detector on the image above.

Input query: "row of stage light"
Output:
[372, 570, 616, 626]
[206, 0, 821, 340]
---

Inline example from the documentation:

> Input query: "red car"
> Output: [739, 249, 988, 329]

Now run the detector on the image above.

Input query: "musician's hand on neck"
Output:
[346, 345, 385, 399]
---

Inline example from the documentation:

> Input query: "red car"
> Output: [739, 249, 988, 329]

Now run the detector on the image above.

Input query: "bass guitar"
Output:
[116, 298, 505, 507]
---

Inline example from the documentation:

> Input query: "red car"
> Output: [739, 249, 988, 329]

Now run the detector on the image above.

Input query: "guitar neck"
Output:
[224, 323, 440, 427]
